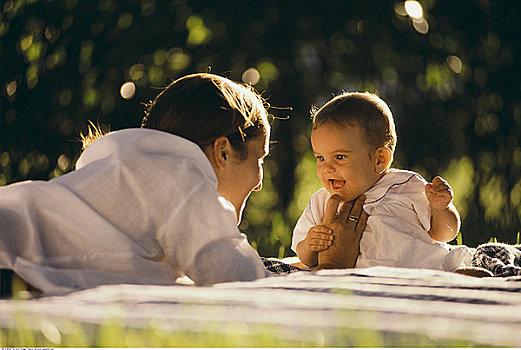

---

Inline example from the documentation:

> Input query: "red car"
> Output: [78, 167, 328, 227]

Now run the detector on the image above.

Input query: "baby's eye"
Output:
[335, 155, 347, 160]
[315, 155, 324, 162]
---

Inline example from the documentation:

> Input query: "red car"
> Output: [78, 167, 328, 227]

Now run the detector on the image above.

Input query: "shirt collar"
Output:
[364, 168, 419, 205]
[76, 128, 217, 186]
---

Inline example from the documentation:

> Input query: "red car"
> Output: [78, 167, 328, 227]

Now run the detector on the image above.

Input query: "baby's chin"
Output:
[326, 189, 358, 203]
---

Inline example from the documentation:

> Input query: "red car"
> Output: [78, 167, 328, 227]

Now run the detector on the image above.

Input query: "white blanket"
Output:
[1, 266, 521, 346]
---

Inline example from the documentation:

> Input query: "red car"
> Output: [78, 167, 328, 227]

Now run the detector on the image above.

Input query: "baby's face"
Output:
[311, 121, 382, 202]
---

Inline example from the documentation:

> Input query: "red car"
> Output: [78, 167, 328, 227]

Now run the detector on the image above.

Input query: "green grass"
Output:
[485, 232, 521, 245]
[0, 311, 488, 347]
[0, 323, 485, 347]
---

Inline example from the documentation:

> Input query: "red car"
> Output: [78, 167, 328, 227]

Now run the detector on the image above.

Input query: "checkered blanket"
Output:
[1, 265, 521, 346]
[263, 243, 521, 278]
[261, 257, 310, 273]
[472, 243, 521, 276]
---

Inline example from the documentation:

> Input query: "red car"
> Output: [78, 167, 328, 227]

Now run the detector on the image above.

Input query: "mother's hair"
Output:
[141, 73, 269, 159]
[82, 73, 269, 159]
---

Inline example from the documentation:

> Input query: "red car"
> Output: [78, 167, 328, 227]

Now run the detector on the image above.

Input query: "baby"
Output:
[292, 92, 472, 271]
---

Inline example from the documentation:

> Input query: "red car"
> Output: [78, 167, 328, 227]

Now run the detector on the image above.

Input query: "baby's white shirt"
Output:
[292, 168, 473, 271]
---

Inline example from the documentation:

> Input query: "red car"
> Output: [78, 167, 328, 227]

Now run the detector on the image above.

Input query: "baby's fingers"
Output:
[306, 225, 334, 251]
[309, 243, 332, 252]
[432, 177, 452, 191]
[310, 225, 333, 235]
[311, 233, 334, 242]
[309, 227, 334, 243]
[432, 176, 447, 185]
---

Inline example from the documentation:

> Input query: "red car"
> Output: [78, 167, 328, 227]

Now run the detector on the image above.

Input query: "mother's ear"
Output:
[374, 146, 393, 174]
[206, 136, 232, 170]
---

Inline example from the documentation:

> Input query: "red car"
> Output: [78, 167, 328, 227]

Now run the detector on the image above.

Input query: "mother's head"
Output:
[142, 73, 270, 222]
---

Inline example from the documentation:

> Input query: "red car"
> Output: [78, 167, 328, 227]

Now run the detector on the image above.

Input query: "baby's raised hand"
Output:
[304, 225, 334, 252]
[425, 176, 454, 210]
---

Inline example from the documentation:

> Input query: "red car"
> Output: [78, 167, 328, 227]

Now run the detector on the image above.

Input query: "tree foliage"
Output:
[1, 0, 520, 256]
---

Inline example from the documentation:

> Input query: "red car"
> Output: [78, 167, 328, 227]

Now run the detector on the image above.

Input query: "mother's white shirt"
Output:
[0, 129, 268, 294]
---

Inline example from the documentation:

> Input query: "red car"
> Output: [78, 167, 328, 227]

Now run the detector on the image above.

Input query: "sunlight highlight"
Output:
[404, 0, 423, 20]
[120, 82, 136, 99]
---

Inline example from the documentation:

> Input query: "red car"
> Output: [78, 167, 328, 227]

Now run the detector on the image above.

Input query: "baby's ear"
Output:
[374, 147, 393, 174]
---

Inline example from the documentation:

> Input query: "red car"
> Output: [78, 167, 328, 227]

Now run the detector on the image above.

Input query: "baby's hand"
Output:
[304, 225, 334, 252]
[425, 176, 454, 210]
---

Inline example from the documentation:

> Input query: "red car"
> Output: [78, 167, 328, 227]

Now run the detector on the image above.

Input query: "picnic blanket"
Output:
[1, 265, 521, 347]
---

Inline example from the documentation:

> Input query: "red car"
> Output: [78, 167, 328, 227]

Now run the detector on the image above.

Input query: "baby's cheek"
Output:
[319, 178, 330, 191]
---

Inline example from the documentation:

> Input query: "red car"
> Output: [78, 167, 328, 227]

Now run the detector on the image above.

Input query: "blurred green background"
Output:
[1, 0, 520, 258]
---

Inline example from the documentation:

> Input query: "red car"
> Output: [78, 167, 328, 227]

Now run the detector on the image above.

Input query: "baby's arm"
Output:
[296, 225, 333, 267]
[425, 176, 461, 242]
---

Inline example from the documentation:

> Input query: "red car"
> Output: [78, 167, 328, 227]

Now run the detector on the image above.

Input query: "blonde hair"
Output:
[79, 121, 108, 150]
[311, 92, 397, 153]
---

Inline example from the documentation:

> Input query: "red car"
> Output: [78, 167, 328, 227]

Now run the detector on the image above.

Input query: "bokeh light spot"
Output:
[120, 82, 136, 100]
[59, 89, 72, 106]
[405, 0, 423, 20]
[242, 68, 260, 85]
[83, 88, 99, 106]
[0, 152, 10, 167]
[20, 35, 33, 51]
[153, 49, 167, 65]
[447, 55, 463, 74]
[167, 48, 191, 71]
[257, 61, 279, 82]
[412, 18, 429, 34]
[148, 66, 163, 84]
[57, 154, 70, 171]
[117, 12, 133, 30]
[129, 64, 145, 81]
[186, 15, 211, 46]
[394, 2, 407, 16]
[6, 80, 17, 96]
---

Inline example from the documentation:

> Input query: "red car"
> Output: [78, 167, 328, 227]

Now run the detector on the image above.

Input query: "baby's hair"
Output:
[311, 92, 397, 153]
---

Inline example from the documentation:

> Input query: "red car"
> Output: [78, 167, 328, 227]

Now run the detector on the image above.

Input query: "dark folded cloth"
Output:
[472, 243, 521, 277]
[261, 257, 311, 274]
[0, 269, 13, 298]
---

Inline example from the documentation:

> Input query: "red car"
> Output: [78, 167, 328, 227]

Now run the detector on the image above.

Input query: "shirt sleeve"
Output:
[188, 236, 270, 286]
[292, 208, 311, 253]
[156, 176, 268, 286]
[291, 189, 328, 253]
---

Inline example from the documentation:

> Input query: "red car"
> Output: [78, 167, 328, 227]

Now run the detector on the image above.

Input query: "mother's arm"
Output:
[316, 195, 368, 270]
[189, 236, 269, 286]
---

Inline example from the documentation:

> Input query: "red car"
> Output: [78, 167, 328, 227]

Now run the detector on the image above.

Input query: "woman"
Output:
[0, 73, 366, 296]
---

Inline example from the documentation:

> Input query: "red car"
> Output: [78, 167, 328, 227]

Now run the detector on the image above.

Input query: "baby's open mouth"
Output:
[329, 179, 346, 192]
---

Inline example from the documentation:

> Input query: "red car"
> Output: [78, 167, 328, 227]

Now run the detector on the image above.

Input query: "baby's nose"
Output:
[323, 161, 336, 171]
